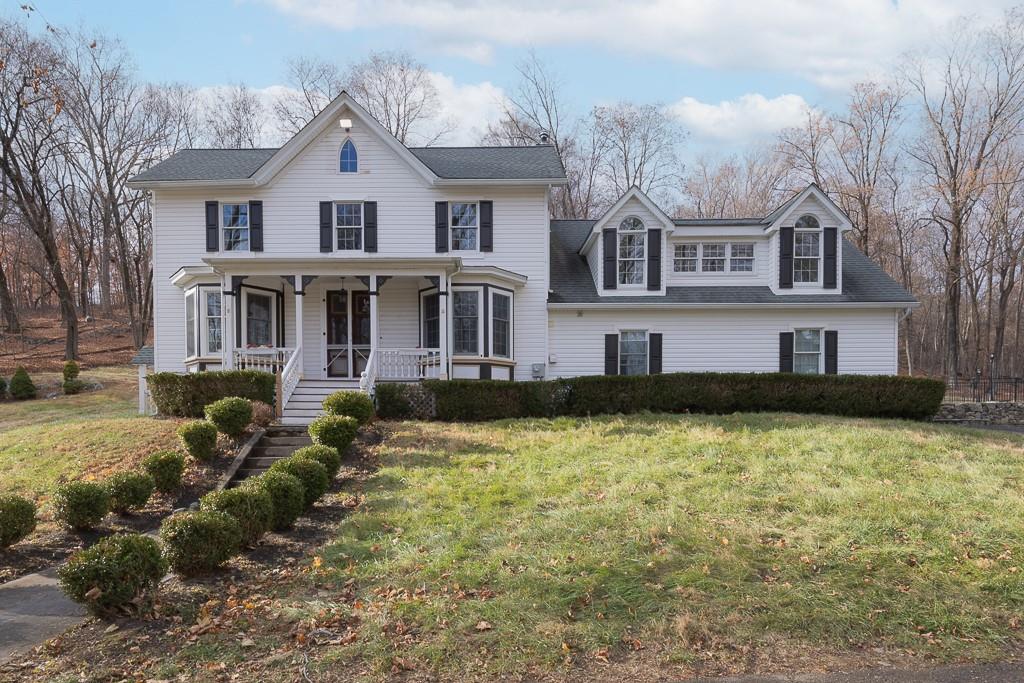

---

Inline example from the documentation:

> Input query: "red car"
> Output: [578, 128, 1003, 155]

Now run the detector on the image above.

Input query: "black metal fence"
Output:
[944, 376, 1024, 403]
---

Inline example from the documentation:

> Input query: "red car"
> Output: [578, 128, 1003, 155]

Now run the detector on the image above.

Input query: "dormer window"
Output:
[339, 139, 358, 173]
[793, 215, 821, 283]
[617, 216, 645, 286]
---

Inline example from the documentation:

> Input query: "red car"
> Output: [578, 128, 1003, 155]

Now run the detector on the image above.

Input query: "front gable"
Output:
[766, 184, 852, 233]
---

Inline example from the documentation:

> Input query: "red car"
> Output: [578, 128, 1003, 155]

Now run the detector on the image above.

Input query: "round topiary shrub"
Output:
[105, 472, 155, 514]
[9, 366, 36, 400]
[178, 420, 218, 461]
[57, 533, 167, 616]
[52, 481, 110, 530]
[322, 390, 375, 425]
[160, 510, 242, 576]
[243, 471, 304, 532]
[204, 397, 254, 438]
[268, 457, 329, 510]
[142, 450, 187, 494]
[249, 400, 275, 429]
[292, 444, 341, 479]
[0, 495, 37, 548]
[199, 487, 273, 546]
[308, 414, 359, 453]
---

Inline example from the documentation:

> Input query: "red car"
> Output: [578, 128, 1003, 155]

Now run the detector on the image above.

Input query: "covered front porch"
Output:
[174, 257, 524, 414]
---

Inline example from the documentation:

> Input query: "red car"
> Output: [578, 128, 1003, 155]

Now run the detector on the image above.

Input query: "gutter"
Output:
[547, 301, 921, 311]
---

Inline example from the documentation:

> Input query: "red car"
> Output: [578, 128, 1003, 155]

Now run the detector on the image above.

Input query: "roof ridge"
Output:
[409, 145, 556, 151]
[179, 147, 280, 152]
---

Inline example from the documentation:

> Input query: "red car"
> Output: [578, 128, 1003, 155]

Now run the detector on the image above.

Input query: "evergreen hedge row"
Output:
[148, 370, 275, 417]
[376, 372, 946, 422]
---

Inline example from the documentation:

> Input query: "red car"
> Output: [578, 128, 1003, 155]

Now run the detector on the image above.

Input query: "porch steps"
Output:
[279, 378, 362, 427]
[226, 426, 312, 487]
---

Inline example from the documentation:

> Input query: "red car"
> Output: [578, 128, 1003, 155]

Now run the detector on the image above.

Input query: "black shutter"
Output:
[319, 201, 333, 252]
[779, 332, 794, 372]
[647, 228, 661, 290]
[205, 201, 219, 252]
[604, 334, 619, 375]
[363, 201, 378, 252]
[480, 200, 493, 252]
[824, 330, 838, 374]
[823, 227, 837, 289]
[249, 200, 263, 252]
[649, 333, 662, 374]
[602, 228, 617, 290]
[779, 226, 794, 289]
[435, 201, 448, 252]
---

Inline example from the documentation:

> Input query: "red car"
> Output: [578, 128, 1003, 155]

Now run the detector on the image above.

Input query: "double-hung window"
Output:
[336, 202, 362, 250]
[701, 243, 726, 272]
[619, 330, 649, 376]
[794, 215, 821, 283]
[793, 329, 822, 374]
[490, 291, 512, 358]
[452, 289, 480, 354]
[451, 202, 478, 251]
[222, 203, 249, 251]
[730, 243, 754, 272]
[244, 291, 274, 347]
[617, 216, 645, 286]
[185, 286, 223, 359]
[673, 244, 698, 272]
[421, 293, 440, 349]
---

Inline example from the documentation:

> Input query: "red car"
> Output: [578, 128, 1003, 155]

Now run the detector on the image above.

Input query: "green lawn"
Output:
[317, 414, 1024, 678]
[0, 366, 180, 499]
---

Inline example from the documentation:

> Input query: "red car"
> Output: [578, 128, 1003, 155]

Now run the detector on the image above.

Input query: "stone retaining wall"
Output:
[933, 401, 1024, 425]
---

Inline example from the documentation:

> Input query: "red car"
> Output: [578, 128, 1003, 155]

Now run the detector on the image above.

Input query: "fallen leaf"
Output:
[474, 620, 492, 631]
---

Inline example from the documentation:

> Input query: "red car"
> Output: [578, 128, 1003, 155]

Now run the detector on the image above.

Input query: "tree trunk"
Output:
[99, 222, 113, 316]
[0, 260, 21, 333]
[944, 213, 964, 382]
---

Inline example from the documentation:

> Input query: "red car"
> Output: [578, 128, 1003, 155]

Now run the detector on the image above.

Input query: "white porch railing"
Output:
[234, 347, 295, 373]
[359, 348, 379, 394]
[278, 345, 302, 411]
[378, 348, 442, 381]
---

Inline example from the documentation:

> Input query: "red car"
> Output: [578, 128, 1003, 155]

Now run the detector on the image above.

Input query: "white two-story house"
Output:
[130, 92, 917, 423]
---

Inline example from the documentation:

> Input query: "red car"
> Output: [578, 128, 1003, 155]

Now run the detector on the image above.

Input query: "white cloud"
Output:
[262, 0, 1015, 88]
[670, 93, 810, 144]
[438, 41, 494, 65]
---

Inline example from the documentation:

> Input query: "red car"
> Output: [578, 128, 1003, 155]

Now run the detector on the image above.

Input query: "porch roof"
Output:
[201, 255, 462, 276]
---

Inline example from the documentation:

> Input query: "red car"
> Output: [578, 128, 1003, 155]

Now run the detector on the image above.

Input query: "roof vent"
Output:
[538, 130, 550, 144]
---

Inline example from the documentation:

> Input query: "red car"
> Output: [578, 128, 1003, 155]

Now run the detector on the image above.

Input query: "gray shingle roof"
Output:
[669, 191, 803, 228]
[130, 145, 566, 183]
[549, 219, 917, 305]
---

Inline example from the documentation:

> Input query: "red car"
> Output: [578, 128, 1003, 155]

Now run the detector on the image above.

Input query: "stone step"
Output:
[286, 400, 328, 409]
[261, 435, 311, 447]
[245, 455, 289, 469]
[251, 445, 300, 458]
[279, 416, 315, 426]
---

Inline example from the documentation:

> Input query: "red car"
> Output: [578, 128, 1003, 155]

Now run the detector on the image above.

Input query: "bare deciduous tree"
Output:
[592, 101, 683, 199]
[205, 83, 264, 149]
[274, 56, 344, 136]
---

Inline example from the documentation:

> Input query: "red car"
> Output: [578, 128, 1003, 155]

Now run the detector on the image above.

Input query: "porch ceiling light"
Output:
[339, 118, 353, 131]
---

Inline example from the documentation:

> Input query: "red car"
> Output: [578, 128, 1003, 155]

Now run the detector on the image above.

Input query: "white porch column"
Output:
[222, 273, 236, 369]
[294, 274, 304, 377]
[438, 271, 449, 379]
[369, 275, 379, 354]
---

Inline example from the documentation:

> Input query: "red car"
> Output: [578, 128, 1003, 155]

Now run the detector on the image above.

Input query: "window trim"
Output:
[673, 241, 758, 275]
[419, 290, 441, 350]
[220, 202, 250, 252]
[334, 200, 364, 251]
[449, 201, 480, 253]
[450, 286, 483, 356]
[184, 284, 223, 361]
[792, 327, 823, 374]
[617, 328, 650, 376]
[672, 243, 699, 272]
[793, 215, 822, 286]
[616, 216, 646, 288]
[488, 289, 514, 359]
[240, 288, 277, 348]
[339, 138, 358, 174]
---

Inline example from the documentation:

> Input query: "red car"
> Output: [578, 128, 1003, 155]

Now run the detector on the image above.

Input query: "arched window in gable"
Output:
[339, 139, 358, 173]
[793, 214, 821, 283]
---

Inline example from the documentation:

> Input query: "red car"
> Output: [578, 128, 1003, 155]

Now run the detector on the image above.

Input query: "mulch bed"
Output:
[0, 437, 241, 584]
[0, 426, 382, 683]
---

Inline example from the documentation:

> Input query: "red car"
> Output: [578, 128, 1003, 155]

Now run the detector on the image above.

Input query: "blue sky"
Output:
[16, 0, 1021, 151]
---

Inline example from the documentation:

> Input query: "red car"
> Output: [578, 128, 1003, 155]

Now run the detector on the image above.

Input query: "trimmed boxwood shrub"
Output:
[57, 533, 167, 616]
[243, 471, 304, 532]
[105, 472, 155, 514]
[204, 396, 253, 438]
[9, 366, 36, 400]
[323, 390, 375, 425]
[268, 457, 329, 509]
[200, 487, 274, 546]
[61, 360, 85, 394]
[160, 510, 242, 576]
[0, 495, 37, 548]
[142, 450, 186, 494]
[148, 370, 275, 417]
[381, 373, 946, 422]
[308, 414, 359, 453]
[52, 481, 110, 530]
[292, 444, 341, 479]
[178, 420, 218, 461]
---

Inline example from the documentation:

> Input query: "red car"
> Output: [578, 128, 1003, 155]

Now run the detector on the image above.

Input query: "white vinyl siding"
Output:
[548, 308, 898, 377]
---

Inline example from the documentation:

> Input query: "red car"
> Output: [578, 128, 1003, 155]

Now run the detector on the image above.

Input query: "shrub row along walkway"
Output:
[0, 567, 86, 663]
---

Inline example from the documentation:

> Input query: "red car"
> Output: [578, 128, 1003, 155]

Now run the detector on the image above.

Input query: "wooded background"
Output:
[4, 8, 1024, 381]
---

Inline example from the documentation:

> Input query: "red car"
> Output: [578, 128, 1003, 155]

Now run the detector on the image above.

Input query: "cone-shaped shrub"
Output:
[9, 366, 36, 400]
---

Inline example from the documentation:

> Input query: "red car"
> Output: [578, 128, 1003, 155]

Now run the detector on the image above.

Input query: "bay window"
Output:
[490, 291, 512, 358]
[452, 289, 480, 354]
[185, 285, 223, 359]
[432, 286, 515, 360]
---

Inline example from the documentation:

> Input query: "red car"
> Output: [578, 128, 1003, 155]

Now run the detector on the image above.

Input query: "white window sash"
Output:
[618, 329, 649, 375]
[241, 289, 277, 348]
[616, 221, 646, 286]
[220, 203, 249, 252]
[793, 231, 822, 284]
[335, 201, 363, 251]
[488, 289, 514, 359]
[450, 202, 479, 252]
[450, 287, 483, 356]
